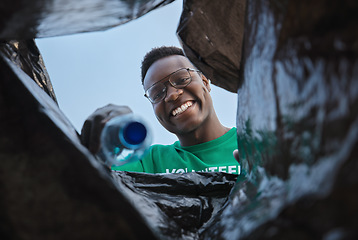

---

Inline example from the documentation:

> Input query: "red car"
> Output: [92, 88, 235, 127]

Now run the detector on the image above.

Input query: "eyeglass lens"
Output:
[147, 68, 192, 103]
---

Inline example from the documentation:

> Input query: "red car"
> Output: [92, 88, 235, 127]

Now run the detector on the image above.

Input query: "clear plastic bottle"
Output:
[99, 114, 152, 167]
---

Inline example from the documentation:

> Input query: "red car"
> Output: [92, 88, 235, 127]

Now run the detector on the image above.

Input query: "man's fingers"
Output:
[80, 116, 105, 154]
[80, 119, 92, 148]
[233, 149, 240, 163]
[88, 115, 106, 154]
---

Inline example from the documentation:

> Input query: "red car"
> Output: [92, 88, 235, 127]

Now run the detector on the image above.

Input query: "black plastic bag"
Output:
[112, 171, 239, 239]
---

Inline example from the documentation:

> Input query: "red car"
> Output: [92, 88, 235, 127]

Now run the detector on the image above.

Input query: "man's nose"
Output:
[165, 85, 183, 102]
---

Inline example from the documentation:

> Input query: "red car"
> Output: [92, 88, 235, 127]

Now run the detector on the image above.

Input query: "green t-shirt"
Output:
[111, 127, 240, 174]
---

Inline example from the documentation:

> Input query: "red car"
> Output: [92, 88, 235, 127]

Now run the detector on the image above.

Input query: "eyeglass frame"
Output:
[144, 67, 201, 104]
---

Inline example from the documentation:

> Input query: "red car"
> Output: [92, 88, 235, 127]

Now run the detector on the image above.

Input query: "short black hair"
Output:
[141, 46, 184, 84]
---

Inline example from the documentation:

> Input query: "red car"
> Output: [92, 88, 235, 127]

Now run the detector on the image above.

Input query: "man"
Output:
[81, 46, 240, 174]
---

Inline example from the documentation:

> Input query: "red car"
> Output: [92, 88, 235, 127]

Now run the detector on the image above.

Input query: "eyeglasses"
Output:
[144, 68, 200, 104]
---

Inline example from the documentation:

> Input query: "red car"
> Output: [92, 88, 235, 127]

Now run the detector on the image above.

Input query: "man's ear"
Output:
[201, 74, 211, 92]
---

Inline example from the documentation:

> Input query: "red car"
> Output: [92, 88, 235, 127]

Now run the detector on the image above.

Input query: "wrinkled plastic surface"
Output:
[197, 0, 358, 239]
[177, 0, 246, 93]
[0, 53, 158, 240]
[1, 0, 358, 239]
[0, 0, 175, 39]
[0, 40, 57, 103]
[112, 171, 239, 240]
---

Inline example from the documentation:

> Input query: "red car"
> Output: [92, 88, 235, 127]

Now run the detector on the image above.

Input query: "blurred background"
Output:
[36, 0, 237, 145]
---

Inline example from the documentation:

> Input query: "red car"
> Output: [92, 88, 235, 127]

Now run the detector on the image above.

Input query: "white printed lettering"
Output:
[218, 166, 227, 172]
[176, 169, 185, 173]
[228, 165, 236, 174]
[166, 165, 240, 175]
[208, 167, 218, 172]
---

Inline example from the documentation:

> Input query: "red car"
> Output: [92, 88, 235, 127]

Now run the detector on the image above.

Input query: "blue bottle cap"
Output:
[123, 121, 147, 146]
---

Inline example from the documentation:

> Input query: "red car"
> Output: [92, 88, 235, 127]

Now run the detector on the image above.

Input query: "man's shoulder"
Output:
[149, 142, 178, 152]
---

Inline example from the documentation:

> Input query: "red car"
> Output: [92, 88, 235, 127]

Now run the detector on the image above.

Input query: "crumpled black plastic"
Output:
[112, 171, 240, 240]
[0, 39, 57, 103]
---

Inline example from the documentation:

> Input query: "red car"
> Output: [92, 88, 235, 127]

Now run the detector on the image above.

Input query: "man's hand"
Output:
[80, 104, 132, 154]
[233, 149, 240, 163]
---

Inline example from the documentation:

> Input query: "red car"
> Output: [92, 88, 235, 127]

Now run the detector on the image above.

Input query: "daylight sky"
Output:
[36, 0, 238, 145]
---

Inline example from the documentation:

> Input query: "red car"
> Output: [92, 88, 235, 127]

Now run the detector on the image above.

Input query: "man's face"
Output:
[143, 55, 213, 136]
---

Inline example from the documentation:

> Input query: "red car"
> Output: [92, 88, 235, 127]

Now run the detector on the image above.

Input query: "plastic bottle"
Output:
[99, 114, 152, 167]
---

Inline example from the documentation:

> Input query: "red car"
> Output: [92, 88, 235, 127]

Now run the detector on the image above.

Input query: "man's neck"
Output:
[177, 118, 231, 147]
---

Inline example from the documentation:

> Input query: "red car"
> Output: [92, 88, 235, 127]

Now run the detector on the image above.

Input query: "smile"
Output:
[172, 101, 193, 117]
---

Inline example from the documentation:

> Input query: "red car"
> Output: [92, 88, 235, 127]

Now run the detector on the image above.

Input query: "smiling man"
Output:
[81, 46, 240, 174]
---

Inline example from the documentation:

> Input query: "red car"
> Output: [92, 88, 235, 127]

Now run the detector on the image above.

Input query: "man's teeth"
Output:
[172, 102, 193, 116]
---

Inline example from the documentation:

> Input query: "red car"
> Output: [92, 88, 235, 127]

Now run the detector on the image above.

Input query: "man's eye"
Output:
[175, 77, 190, 85]
[152, 88, 165, 100]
